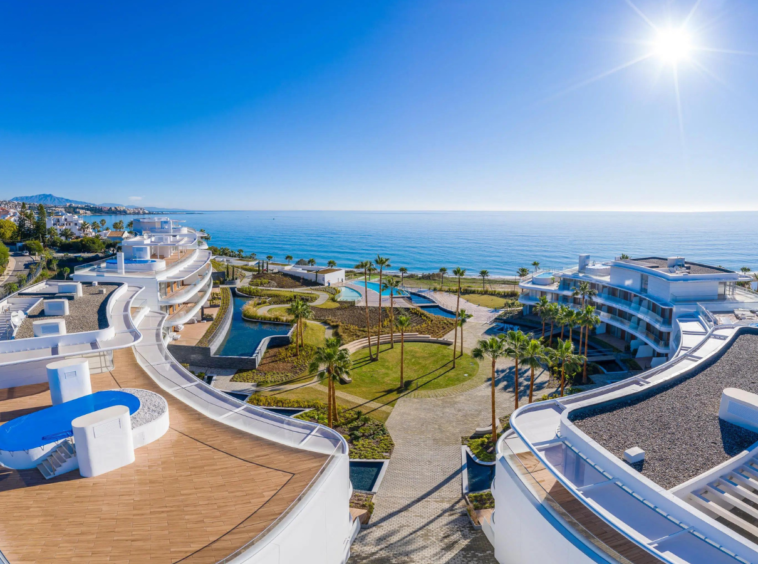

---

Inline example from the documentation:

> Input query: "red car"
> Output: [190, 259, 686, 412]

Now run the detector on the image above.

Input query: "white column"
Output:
[46, 358, 91, 405]
[73, 405, 135, 478]
[117, 251, 125, 274]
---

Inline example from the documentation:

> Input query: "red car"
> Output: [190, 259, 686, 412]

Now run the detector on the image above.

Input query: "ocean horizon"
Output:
[83, 210, 758, 276]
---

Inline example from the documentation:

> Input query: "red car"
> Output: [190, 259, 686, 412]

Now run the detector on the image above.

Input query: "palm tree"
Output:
[546, 303, 560, 346]
[286, 298, 307, 356]
[572, 281, 597, 307]
[298, 300, 313, 347]
[309, 338, 351, 428]
[579, 306, 600, 383]
[60, 228, 74, 241]
[398, 267, 408, 287]
[99, 219, 106, 228]
[237, 249, 244, 258]
[551, 339, 585, 396]
[457, 309, 471, 358]
[382, 277, 400, 348]
[308, 258, 317, 266]
[521, 339, 546, 403]
[439, 267, 447, 290]
[452, 267, 466, 367]
[62, 267, 70, 280]
[517, 267, 529, 280]
[328, 260, 337, 268]
[619, 253, 630, 260]
[127, 220, 134, 231]
[504, 330, 529, 409]
[472, 336, 508, 449]
[479, 269, 489, 291]
[564, 308, 578, 344]
[285, 255, 293, 264]
[355, 261, 375, 361]
[558, 305, 570, 340]
[534, 296, 550, 339]
[266, 255, 273, 271]
[374, 256, 391, 358]
[532, 261, 540, 273]
[396, 315, 411, 389]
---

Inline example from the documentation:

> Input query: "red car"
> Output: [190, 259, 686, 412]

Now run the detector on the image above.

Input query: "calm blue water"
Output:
[83, 211, 758, 276]
[261, 407, 309, 417]
[362, 280, 409, 297]
[216, 297, 292, 357]
[466, 452, 495, 492]
[409, 293, 435, 305]
[337, 287, 361, 301]
[350, 460, 384, 492]
[421, 305, 457, 318]
[0, 391, 140, 451]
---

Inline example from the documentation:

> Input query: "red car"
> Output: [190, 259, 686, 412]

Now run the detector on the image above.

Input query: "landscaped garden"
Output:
[340, 342, 479, 406]
[460, 293, 519, 309]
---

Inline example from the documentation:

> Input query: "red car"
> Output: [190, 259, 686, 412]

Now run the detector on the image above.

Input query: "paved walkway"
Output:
[350, 344, 552, 563]
[425, 292, 500, 323]
[252, 289, 330, 316]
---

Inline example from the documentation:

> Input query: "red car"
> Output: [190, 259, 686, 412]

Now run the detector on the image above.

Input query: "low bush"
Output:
[468, 491, 494, 510]
[237, 286, 317, 304]
[233, 344, 315, 385]
[197, 287, 231, 347]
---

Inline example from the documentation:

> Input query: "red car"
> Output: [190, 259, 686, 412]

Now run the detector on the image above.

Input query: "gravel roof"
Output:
[15, 283, 119, 339]
[121, 388, 168, 428]
[571, 333, 758, 489]
[622, 257, 732, 275]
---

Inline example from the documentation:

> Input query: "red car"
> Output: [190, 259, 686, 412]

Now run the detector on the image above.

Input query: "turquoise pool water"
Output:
[350, 460, 384, 492]
[0, 391, 140, 451]
[337, 287, 361, 301]
[420, 305, 457, 318]
[362, 281, 408, 297]
[534, 272, 555, 279]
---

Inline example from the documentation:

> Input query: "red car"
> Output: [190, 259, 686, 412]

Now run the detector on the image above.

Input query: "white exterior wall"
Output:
[668, 280, 719, 302]
[646, 276, 671, 302]
[490, 456, 608, 564]
[609, 266, 642, 291]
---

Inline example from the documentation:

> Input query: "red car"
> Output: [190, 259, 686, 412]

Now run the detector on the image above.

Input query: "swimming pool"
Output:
[420, 305, 457, 318]
[0, 390, 140, 452]
[216, 297, 292, 357]
[409, 293, 435, 305]
[350, 460, 387, 492]
[466, 452, 495, 492]
[362, 281, 408, 297]
[337, 287, 361, 301]
[105, 258, 158, 264]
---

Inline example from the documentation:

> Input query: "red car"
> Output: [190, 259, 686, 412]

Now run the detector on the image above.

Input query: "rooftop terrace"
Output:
[619, 257, 734, 276]
[571, 332, 758, 489]
[0, 348, 327, 564]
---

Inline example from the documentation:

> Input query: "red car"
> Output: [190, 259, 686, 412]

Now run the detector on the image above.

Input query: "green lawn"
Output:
[302, 321, 326, 347]
[461, 293, 507, 309]
[341, 342, 478, 406]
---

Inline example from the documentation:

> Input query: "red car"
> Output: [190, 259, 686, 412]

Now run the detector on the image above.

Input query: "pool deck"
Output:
[0, 348, 327, 564]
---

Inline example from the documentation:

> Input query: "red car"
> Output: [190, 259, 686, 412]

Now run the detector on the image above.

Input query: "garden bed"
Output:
[196, 287, 231, 347]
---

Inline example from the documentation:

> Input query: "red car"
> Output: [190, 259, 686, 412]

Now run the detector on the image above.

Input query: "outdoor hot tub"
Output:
[532, 272, 556, 286]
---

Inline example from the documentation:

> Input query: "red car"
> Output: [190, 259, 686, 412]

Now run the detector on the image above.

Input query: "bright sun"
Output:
[654, 28, 692, 64]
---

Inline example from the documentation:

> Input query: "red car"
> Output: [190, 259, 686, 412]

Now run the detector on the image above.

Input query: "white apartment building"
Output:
[46, 212, 92, 238]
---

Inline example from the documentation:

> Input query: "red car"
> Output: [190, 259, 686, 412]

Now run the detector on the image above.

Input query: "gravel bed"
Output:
[16, 283, 119, 339]
[121, 388, 168, 429]
[571, 333, 758, 489]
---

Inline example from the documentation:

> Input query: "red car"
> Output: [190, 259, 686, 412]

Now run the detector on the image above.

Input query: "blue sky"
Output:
[2, 0, 758, 211]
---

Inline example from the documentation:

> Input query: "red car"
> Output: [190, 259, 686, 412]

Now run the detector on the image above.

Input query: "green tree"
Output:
[80, 237, 105, 253]
[267, 255, 274, 271]
[479, 269, 489, 290]
[572, 281, 597, 307]
[741, 267, 751, 274]
[5, 282, 18, 294]
[472, 336, 508, 449]
[504, 330, 529, 409]
[517, 267, 529, 280]
[286, 298, 310, 355]
[546, 303, 560, 346]
[531, 261, 540, 273]
[308, 337, 351, 428]
[619, 253, 630, 260]
[457, 309, 472, 358]
[34, 205, 47, 243]
[25, 240, 43, 255]
[355, 260, 375, 361]
[60, 228, 74, 241]
[0, 241, 9, 269]
[112, 220, 125, 231]
[99, 219, 106, 228]
[0, 219, 18, 241]
[285, 255, 293, 264]
[533, 296, 550, 339]
[521, 339, 546, 403]
[62, 267, 70, 280]
[438, 267, 447, 289]
[307, 258, 316, 266]
[452, 267, 466, 367]
[382, 277, 400, 348]
[374, 256, 391, 359]
[398, 267, 408, 286]
[127, 220, 134, 231]
[395, 315, 411, 389]
[551, 339, 586, 396]
[579, 306, 600, 383]
[327, 260, 337, 268]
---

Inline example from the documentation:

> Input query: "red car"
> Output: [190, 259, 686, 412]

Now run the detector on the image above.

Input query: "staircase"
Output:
[37, 439, 78, 479]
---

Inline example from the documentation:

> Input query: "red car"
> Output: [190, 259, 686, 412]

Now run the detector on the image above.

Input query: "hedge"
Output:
[197, 287, 231, 347]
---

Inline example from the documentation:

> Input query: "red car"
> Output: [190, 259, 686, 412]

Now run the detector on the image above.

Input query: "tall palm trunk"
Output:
[514, 357, 520, 409]
[560, 324, 565, 340]
[327, 369, 333, 428]
[294, 318, 300, 356]
[453, 279, 461, 367]
[459, 324, 464, 358]
[491, 357, 497, 449]
[528, 366, 536, 403]
[390, 290, 395, 348]
[569, 325, 573, 344]
[549, 320, 554, 346]
[376, 268, 384, 359]
[400, 330, 405, 388]
[363, 271, 374, 360]
[561, 364, 565, 396]
[332, 377, 339, 425]
[541, 319, 545, 339]
[583, 325, 590, 384]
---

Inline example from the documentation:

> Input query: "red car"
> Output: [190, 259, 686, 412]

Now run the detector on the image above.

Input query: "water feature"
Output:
[350, 460, 386, 492]
[337, 287, 361, 301]
[260, 407, 310, 417]
[419, 305, 456, 319]
[409, 293, 435, 305]
[216, 297, 292, 357]
[465, 452, 495, 493]
[362, 281, 408, 297]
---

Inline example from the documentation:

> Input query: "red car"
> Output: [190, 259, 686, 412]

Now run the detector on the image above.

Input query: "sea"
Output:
[82, 211, 758, 277]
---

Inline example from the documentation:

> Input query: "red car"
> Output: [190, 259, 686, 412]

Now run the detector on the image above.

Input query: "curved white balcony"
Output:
[165, 279, 213, 327]
[158, 266, 212, 306]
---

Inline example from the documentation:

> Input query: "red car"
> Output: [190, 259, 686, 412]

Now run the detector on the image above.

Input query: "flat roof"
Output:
[317, 268, 342, 274]
[0, 348, 326, 563]
[571, 333, 758, 489]
[620, 257, 734, 276]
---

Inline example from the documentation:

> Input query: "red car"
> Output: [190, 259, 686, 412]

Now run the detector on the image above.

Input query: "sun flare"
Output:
[653, 28, 692, 64]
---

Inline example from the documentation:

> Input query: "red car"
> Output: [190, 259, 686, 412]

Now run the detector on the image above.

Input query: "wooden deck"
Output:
[516, 452, 662, 564]
[0, 349, 328, 564]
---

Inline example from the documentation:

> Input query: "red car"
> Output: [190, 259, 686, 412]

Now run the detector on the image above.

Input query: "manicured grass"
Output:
[341, 342, 478, 406]
[256, 384, 389, 423]
[313, 299, 341, 309]
[461, 293, 508, 309]
[302, 321, 326, 347]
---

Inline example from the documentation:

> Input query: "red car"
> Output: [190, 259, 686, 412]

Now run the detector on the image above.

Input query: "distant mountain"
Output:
[11, 194, 94, 206]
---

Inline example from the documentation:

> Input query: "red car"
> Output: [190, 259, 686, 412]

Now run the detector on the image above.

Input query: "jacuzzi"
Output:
[532, 272, 556, 286]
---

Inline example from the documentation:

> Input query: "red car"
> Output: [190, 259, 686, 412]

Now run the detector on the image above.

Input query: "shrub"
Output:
[25, 240, 43, 254]
[80, 237, 105, 253]
[197, 287, 231, 347]
[468, 491, 494, 509]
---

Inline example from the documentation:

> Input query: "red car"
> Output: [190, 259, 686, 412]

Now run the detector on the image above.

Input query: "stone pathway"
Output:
[253, 289, 330, 316]
[350, 352, 552, 563]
